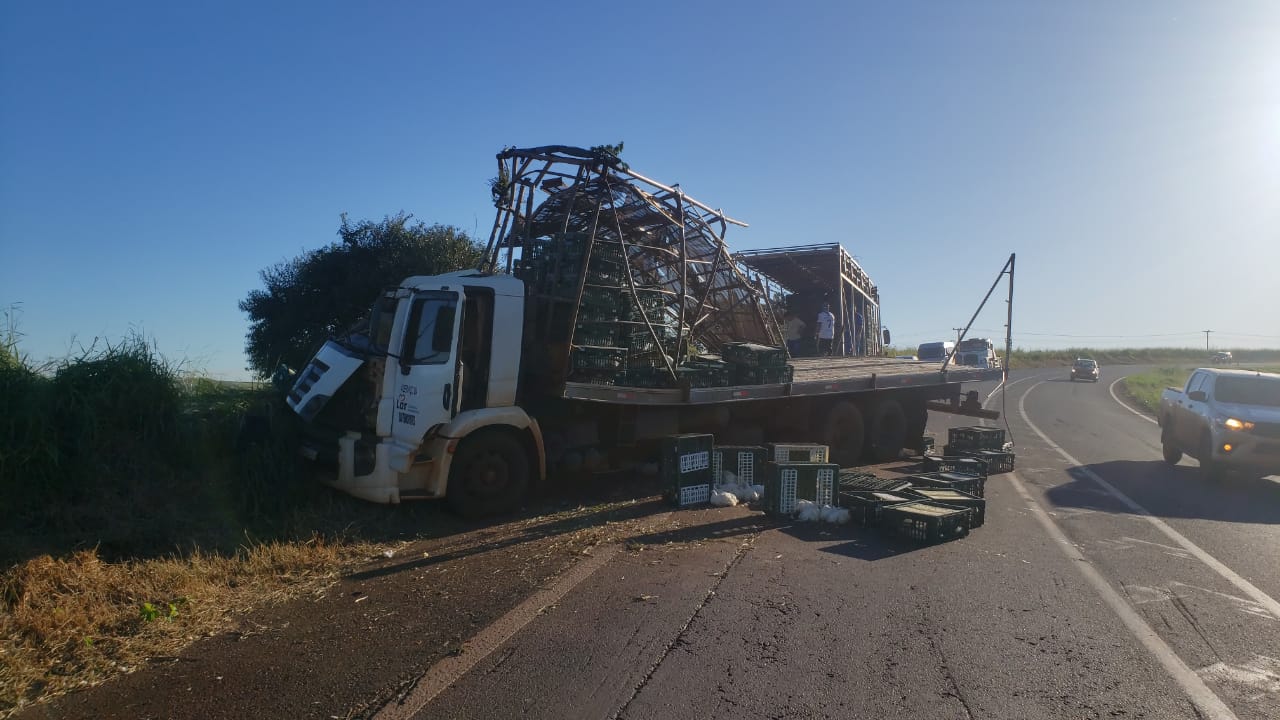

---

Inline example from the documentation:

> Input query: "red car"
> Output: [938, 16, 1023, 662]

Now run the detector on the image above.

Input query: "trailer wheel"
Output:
[447, 430, 530, 519]
[822, 401, 865, 467]
[865, 399, 907, 463]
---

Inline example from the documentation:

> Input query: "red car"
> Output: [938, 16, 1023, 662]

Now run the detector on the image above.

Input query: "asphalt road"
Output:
[392, 366, 1280, 720]
[22, 365, 1280, 719]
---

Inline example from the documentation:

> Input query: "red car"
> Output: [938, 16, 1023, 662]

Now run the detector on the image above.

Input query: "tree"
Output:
[239, 213, 485, 378]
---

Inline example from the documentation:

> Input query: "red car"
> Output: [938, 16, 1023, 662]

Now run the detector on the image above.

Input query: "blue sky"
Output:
[2, 0, 1278, 379]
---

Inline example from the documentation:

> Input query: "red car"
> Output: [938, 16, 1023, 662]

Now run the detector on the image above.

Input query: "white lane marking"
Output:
[375, 543, 620, 719]
[1108, 376, 1158, 425]
[983, 373, 1039, 410]
[1018, 380, 1280, 622]
[1007, 470, 1238, 719]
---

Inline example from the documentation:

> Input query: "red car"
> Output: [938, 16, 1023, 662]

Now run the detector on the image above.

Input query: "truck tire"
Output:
[822, 401, 865, 467]
[1198, 433, 1221, 481]
[1160, 424, 1182, 465]
[446, 430, 530, 519]
[865, 399, 907, 463]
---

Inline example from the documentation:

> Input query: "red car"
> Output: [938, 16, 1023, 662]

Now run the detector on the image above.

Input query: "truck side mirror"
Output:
[1188, 390, 1207, 402]
[882, 328, 891, 345]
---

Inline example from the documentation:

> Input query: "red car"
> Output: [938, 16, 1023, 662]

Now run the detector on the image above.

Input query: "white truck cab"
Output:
[287, 272, 544, 514]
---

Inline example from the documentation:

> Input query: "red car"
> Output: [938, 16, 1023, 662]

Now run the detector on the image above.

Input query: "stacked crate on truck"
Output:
[661, 434, 715, 507]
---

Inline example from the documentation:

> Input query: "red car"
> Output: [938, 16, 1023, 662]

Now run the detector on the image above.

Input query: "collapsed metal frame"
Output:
[483, 146, 783, 383]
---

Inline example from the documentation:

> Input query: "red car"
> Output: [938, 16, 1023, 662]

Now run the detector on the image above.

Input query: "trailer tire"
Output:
[823, 401, 865, 467]
[865, 399, 907, 463]
[447, 430, 530, 519]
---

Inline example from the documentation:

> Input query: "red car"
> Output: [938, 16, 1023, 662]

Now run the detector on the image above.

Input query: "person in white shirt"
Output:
[815, 303, 836, 356]
[783, 311, 806, 357]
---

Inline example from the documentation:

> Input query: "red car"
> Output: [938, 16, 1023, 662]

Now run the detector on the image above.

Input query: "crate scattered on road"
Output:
[839, 489, 918, 527]
[713, 445, 767, 486]
[947, 426, 1006, 452]
[662, 433, 714, 507]
[959, 449, 1015, 475]
[905, 488, 986, 528]
[922, 455, 988, 478]
[763, 461, 838, 515]
[908, 471, 987, 498]
[880, 501, 972, 543]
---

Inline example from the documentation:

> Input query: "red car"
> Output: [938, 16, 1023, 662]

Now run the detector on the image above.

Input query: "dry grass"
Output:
[0, 537, 379, 718]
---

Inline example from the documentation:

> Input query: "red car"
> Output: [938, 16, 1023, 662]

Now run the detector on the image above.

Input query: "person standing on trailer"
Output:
[816, 303, 836, 356]
[783, 311, 807, 357]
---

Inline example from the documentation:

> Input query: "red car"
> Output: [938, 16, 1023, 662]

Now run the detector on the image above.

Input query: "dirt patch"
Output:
[9, 494, 681, 720]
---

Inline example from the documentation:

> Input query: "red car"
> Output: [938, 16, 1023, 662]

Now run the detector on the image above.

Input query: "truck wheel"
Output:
[865, 399, 907, 463]
[1160, 425, 1182, 465]
[822, 401, 865, 467]
[1198, 434, 1221, 481]
[447, 431, 530, 519]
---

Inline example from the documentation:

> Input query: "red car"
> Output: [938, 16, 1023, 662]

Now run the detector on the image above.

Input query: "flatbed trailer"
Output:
[564, 357, 1000, 405]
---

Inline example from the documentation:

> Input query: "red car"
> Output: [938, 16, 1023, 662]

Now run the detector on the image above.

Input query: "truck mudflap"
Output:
[286, 341, 366, 422]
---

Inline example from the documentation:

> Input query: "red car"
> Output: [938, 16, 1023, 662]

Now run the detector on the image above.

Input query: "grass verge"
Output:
[0, 539, 377, 717]
[1120, 366, 1280, 414]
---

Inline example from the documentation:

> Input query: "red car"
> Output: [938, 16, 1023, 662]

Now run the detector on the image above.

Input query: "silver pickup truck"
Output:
[1159, 368, 1280, 479]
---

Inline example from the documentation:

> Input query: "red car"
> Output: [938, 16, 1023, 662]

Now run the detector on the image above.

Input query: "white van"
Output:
[916, 341, 956, 364]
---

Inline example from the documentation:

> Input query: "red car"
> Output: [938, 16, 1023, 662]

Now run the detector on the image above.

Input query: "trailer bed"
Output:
[562, 357, 1001, 405]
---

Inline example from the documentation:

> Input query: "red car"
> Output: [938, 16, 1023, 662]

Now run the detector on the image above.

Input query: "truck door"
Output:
[391, 290, 461, 454]
[1176, 371, 1207, 447]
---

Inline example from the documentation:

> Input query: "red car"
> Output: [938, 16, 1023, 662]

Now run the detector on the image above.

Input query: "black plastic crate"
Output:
[733, 364, 794, 385]
[837, 470, 913, 493]
[763, 461, 838, 515]
[963, 449, 1015, 474]
[839, 490, 918, 526]
[947, 426, 1006, 452]
[722, 342, 788, 368]
[922, 455, 988, 478]
[904, 488, 986, 528]
[571, 347, 627, 371]
[908, 471, 986, 498]
[880, 501, 972, 543]
[661, 433, 714, 507]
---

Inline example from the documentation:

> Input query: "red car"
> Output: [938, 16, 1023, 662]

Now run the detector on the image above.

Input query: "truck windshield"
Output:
[1216, 375, 1280, 407]
[917, 344, 945, 360]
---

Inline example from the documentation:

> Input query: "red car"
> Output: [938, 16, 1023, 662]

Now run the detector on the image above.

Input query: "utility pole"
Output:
[953, 327, 964, 345]
[1203, 329, 1212, 351]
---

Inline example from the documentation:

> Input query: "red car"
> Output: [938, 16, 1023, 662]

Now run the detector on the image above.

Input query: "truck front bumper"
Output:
[1207, 429, 1280, 475]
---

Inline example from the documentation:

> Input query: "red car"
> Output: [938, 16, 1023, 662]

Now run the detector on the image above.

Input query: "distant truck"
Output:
[955, 337, 1001, 370]
[1159, 368, 1280, 479]
[285, 146, 1005, 515]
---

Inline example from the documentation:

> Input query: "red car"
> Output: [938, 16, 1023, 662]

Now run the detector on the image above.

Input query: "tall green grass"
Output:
[0, 330, 319, 565]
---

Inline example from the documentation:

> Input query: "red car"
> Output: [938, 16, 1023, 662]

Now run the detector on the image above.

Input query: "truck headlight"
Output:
[1223, 418, 1254, 431]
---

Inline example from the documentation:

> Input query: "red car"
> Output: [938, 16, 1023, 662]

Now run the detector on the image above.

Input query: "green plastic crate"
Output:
[661, 434, 714, 507]
[713, 445, 767, 486]
[733, 364, 794, 385]
[762, 461, 838, 515]
[722, 342, 788, 368]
